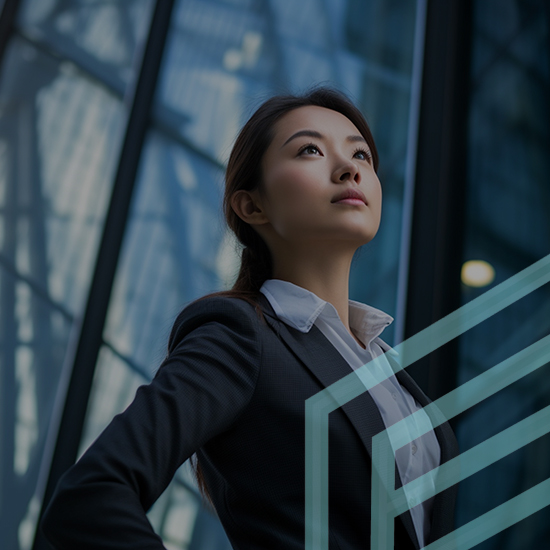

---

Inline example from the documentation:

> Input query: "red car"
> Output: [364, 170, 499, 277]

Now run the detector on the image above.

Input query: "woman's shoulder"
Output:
[179, 293, 263, 321]
[168, 293, 264, 352]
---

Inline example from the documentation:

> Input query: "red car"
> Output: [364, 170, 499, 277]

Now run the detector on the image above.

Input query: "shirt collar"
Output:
[260, 279, 394, 345]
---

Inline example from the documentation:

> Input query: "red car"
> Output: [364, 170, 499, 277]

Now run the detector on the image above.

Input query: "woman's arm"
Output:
[41, 297, 262, 550]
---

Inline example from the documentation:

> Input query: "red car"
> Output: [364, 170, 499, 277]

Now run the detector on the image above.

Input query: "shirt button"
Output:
[392, 392, 398, 400]
[411, 444, 417, 455]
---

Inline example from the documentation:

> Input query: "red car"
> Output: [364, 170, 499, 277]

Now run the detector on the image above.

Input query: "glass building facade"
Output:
[0, 1, 548, 549]
[456, 1, 550, 547]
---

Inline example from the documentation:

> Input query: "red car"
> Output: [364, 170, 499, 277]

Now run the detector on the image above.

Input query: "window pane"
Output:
[0, 271, 73, 550]
[456, 0, 550, 547]
[0, 37, 124, 314]
[17, 0, 155, 90]
[82, 347, 232, 550]
[0, 36, 125, 550]
[103, 132, 226, 369]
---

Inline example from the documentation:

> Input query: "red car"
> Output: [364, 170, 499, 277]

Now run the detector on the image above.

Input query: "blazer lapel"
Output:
[260, 297, 387, 461]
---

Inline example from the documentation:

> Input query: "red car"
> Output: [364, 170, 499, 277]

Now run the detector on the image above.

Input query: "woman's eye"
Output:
[299, 144, 321, 156]
[353, 148, 372, 162]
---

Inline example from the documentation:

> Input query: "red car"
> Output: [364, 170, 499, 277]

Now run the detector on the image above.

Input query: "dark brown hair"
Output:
[192, 86, 378, 506]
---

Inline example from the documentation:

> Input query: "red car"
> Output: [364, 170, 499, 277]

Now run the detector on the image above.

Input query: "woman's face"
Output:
[256, 105, 382, 252]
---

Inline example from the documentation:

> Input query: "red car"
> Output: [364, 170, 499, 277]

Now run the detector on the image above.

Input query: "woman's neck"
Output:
[271, 246, 355, 332]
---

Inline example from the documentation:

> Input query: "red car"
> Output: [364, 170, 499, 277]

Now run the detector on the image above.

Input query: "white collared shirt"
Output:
[260, 279, 440, 548]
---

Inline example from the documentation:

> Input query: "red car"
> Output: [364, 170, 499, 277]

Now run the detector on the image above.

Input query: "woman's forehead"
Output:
[272, 105, 362, 146]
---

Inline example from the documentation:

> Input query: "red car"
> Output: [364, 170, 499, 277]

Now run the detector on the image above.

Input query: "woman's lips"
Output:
[331, 188, 367, 205]
[333, 198, 366, 206]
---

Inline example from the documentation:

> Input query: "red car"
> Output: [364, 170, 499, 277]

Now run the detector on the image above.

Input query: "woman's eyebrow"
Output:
[281, 130, 367, 148]
[282, 130, 323, 147]
[347, 134, 367, 144]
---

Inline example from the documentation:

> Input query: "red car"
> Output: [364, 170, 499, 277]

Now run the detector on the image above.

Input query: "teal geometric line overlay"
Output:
[305, 252, 550, 550]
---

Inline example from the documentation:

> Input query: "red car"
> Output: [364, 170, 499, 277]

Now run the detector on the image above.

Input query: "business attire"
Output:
[42, 288, 458, 550]
[260, 279, 443, 548]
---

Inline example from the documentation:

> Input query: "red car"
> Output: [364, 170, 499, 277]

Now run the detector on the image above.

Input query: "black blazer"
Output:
[42, 295, 459, 549]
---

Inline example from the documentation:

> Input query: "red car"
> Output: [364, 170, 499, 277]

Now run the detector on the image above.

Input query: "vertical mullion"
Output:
[404, 0, 472, 400]
[32, 1, 175, 548]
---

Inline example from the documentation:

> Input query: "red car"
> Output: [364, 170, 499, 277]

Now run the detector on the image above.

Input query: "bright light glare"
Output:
[461, 260, 495, 287]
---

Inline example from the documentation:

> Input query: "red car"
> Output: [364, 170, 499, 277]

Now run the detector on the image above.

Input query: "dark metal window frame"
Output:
[404, 0, 472, 401]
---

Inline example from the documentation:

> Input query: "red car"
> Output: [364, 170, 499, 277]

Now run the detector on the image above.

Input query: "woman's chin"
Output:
[335, 227, 379, 246]
[314, 233, 378, 252]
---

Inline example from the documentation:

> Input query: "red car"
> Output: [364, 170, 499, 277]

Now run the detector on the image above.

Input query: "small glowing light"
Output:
[461, 260, 495, 287]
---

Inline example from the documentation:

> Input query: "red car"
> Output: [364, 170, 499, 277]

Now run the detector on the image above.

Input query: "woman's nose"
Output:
[331, 160, 361, 184]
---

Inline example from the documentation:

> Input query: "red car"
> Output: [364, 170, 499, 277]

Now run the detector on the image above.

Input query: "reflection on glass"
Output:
[80, 346, 146, 453]
[0, 36, 125, 549]
[456, 1, 550, 547]
[82, 130, 227, 440]
[0, 37, 124, 314]
[17, 0, 155, 88]
[102, 132, 226, 370]
[83, 347, 232, 550]
[147, 479, 200, 550]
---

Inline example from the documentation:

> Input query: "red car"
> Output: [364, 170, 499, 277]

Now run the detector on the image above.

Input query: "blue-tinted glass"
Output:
[17, 0, 155, 91]
[79, 346, 147, 453]
[0, 37, 124, 315]
[103, 132, 226, 368]
[0, 35, 125, 549]
[456, 0, 550, 547]
[0, 270, 73, 550]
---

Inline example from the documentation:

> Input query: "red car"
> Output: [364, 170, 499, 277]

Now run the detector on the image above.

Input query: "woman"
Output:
[41, 87, 458, 549]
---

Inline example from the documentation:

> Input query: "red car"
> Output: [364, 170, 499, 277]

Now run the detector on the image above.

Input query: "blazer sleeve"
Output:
[41, 297, 262, 550]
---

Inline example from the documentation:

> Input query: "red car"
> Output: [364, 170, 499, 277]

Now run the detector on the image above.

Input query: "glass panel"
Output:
[456, 0, 550, 547]
[0, 37, 124, 315]
[82, 132, 227, 446]
[102, 132, 226, 368]
[0, 268, 73, 550]
[79, 346, 145, 453]
[17, 0, 155, 91]
[0, 36, 125, 549]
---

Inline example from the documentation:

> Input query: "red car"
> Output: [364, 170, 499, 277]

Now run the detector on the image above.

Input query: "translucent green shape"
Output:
[305, 253, 550, 549]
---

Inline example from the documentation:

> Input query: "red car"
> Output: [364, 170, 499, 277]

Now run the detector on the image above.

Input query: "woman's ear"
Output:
[230, 190, 269, 226]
